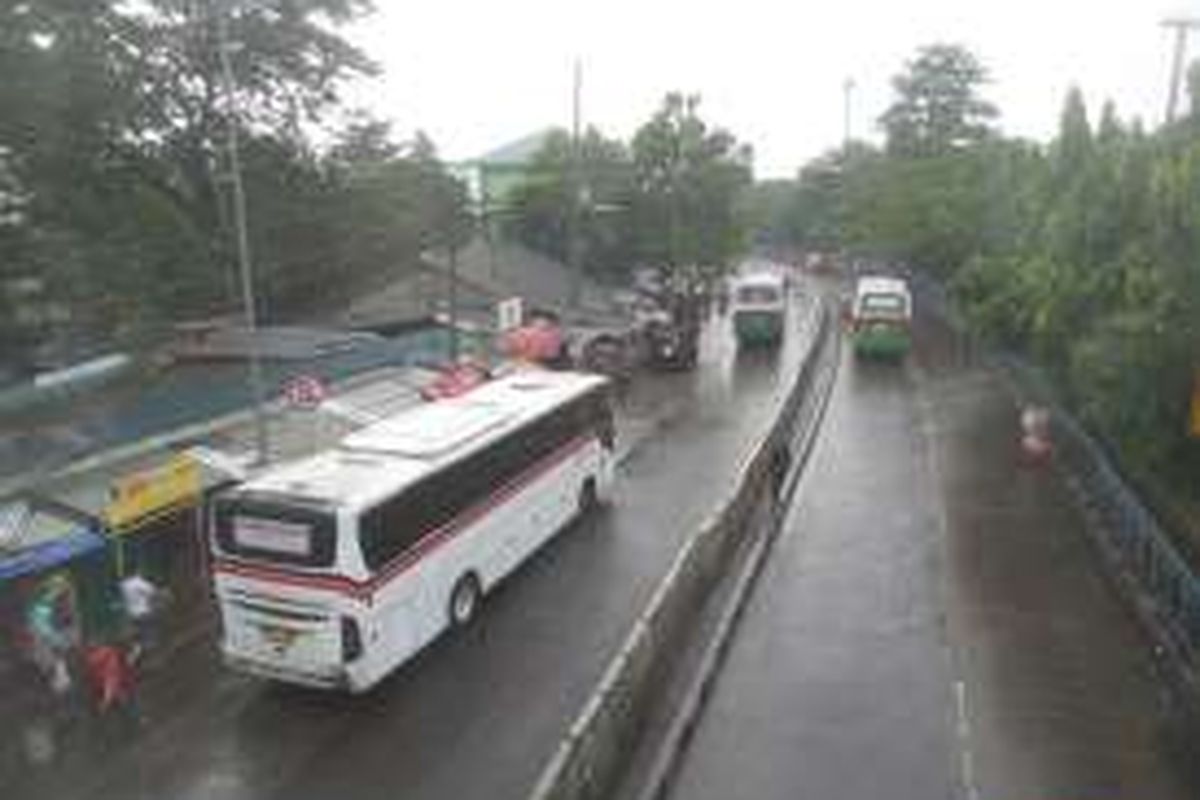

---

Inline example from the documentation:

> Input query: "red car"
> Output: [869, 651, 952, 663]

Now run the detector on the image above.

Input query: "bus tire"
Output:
[578, 477, 599, 516]
[448, 573, 482, 628]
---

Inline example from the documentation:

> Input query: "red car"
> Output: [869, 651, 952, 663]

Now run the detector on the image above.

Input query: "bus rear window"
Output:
[212, 496, 337, 568]
[737, 286, 779, 304]
[859, 294, 907, 315]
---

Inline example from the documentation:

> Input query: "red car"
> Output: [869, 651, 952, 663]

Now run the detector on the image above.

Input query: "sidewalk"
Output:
[666, 313, 1194, 799]
[0, 364, 432, 781]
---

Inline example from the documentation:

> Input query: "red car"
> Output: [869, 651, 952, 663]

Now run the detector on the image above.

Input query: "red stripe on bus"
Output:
[213, 434, 594, 601]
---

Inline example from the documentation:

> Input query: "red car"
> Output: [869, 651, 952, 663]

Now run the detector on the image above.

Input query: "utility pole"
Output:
[1163, 17, 1200, 123]
[448, 241, 459, 363]
[216, 0, 269, 465]
[481, 171, 498, 281]
[567, 58, 583, 309]
[842, 77, 855, 153]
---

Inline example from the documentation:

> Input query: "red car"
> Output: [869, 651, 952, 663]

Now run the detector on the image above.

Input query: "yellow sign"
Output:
[105, 454, 201, 532]
[1191, 371, 1200, 439]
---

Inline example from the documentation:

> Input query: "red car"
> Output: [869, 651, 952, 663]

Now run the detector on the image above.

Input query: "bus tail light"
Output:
[341, 616, 363, 663]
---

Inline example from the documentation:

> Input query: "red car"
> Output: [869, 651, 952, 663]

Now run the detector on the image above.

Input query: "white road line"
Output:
[954, 680, 982, 800]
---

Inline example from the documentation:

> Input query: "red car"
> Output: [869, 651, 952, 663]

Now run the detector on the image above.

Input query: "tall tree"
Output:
[1055, 86, 1092, 180]
[630, 93, 753, 272]
[0, 0, 382, 359]
[879, 43, 998, 157]
[506, 128, 636, 280]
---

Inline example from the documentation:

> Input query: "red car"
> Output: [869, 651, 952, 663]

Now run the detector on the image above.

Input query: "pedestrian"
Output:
[770, 445, 792, 501]
[82, 639, 141, 735]
[17, 573, 83, 767]
[119, 570, 165, 661]
[24, 573, 78, 694]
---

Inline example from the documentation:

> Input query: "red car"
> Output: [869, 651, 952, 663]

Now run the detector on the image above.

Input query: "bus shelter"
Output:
[1, 498, 118, 679]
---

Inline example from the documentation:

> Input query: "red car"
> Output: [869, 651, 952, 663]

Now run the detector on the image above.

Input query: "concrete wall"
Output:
[528, 301, 836, 800]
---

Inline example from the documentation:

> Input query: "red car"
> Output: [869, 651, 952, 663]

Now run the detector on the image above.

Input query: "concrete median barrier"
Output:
[528, 299, 837, 800]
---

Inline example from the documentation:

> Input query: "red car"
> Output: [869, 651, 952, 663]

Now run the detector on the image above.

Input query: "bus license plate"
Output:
[258, 624, 306, 655]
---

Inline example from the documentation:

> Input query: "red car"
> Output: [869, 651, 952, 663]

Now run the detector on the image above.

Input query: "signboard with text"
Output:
[497, 297, 524, 332]
[104, 454, 201, 532]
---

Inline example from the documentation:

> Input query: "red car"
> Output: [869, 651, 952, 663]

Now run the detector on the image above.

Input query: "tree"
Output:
[506, 127, 636, 280]
[879, 43, 998, 157]
[0, 0, 383, 362]
[794, 42, 1200, 496]
[630, 93, 753, 272]
[1055, 86, 1092, 181]
[1097, 99, 1122, 144]
[741, 179, 799, 254]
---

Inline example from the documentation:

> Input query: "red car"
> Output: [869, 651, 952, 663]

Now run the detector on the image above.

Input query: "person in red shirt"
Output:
[82, 640, 140, 732]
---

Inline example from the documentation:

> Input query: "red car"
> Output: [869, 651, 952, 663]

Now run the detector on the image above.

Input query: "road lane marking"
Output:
[954, 680, 982, 800]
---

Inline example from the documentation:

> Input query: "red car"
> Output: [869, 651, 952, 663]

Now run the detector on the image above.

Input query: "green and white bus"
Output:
[848, 276, 912, 358]
[732, 273, 786, 347]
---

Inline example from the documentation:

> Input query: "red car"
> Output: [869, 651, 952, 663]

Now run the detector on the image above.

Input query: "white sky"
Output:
[345, 0, 1200, 178]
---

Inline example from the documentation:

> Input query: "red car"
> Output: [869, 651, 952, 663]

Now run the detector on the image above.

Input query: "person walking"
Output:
[119, 570, 164, 662]
[82, 637, 142, 738]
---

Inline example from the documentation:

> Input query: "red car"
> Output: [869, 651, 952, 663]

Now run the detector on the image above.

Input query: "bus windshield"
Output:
[212, 495, 338, 569]
[859, 294, 908, 316]
[737, 286, 780, 304]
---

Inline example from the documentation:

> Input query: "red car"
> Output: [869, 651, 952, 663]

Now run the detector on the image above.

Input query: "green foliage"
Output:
[879, 43, 998, 157]
[630, 93, 753, 272]
[774, 42, 1200, 493]
[505, 94, 752, 280]
[1, 0, 471, 364]
[505, 128, 636, 281]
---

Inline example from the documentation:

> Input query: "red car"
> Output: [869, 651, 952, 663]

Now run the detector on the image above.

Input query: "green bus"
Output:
[732, 273, 786, 347]
[849, 276, 912, 359]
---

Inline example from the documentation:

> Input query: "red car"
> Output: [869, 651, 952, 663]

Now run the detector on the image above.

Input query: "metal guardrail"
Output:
[528, 300, 837, 800]
[913, 267, 1200, 692]
[1018, 364, 1200, 673]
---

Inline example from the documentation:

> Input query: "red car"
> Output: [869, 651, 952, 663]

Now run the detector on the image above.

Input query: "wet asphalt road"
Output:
[17, 296, 816, 800]
[668, 307, 1195, 799]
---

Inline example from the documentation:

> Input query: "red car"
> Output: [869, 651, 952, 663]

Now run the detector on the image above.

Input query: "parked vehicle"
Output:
[731, 273, 786, 347]
[575, 329, 637, 385]
[847, 276, 912, 359]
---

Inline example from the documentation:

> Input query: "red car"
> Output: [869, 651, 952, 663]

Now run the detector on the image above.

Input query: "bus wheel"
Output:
[449, 574, 482, 627]
[578, 477, 599, 516]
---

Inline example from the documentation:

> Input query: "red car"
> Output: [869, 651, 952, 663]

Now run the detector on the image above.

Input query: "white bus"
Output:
[208, 371, 616, 692]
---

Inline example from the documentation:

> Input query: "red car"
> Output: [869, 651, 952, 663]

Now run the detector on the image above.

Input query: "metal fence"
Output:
[914, 266, 1200, 690]
[1035, 382, 1200, 668]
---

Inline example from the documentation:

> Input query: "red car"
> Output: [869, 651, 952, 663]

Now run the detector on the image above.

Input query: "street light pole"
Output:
[1163, 17, 1200, 123]
[840, 77, 856, 270]
[842, 77, 855, 153]
[448, 240, 459, 363]
[567, 58, 583, 309]
[216, 1, 269, 465]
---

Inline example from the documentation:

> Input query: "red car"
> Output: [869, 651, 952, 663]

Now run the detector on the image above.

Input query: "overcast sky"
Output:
[345, 0, 1200, 178]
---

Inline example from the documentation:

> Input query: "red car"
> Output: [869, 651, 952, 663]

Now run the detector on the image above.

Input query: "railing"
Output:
[1003, 355, 1200, 678]
[914, 264, 1200, 690]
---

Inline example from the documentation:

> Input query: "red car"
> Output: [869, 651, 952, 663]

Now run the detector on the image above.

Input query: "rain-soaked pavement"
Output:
[8, 295, 817, 800]
[668, 306, 1196, 799]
